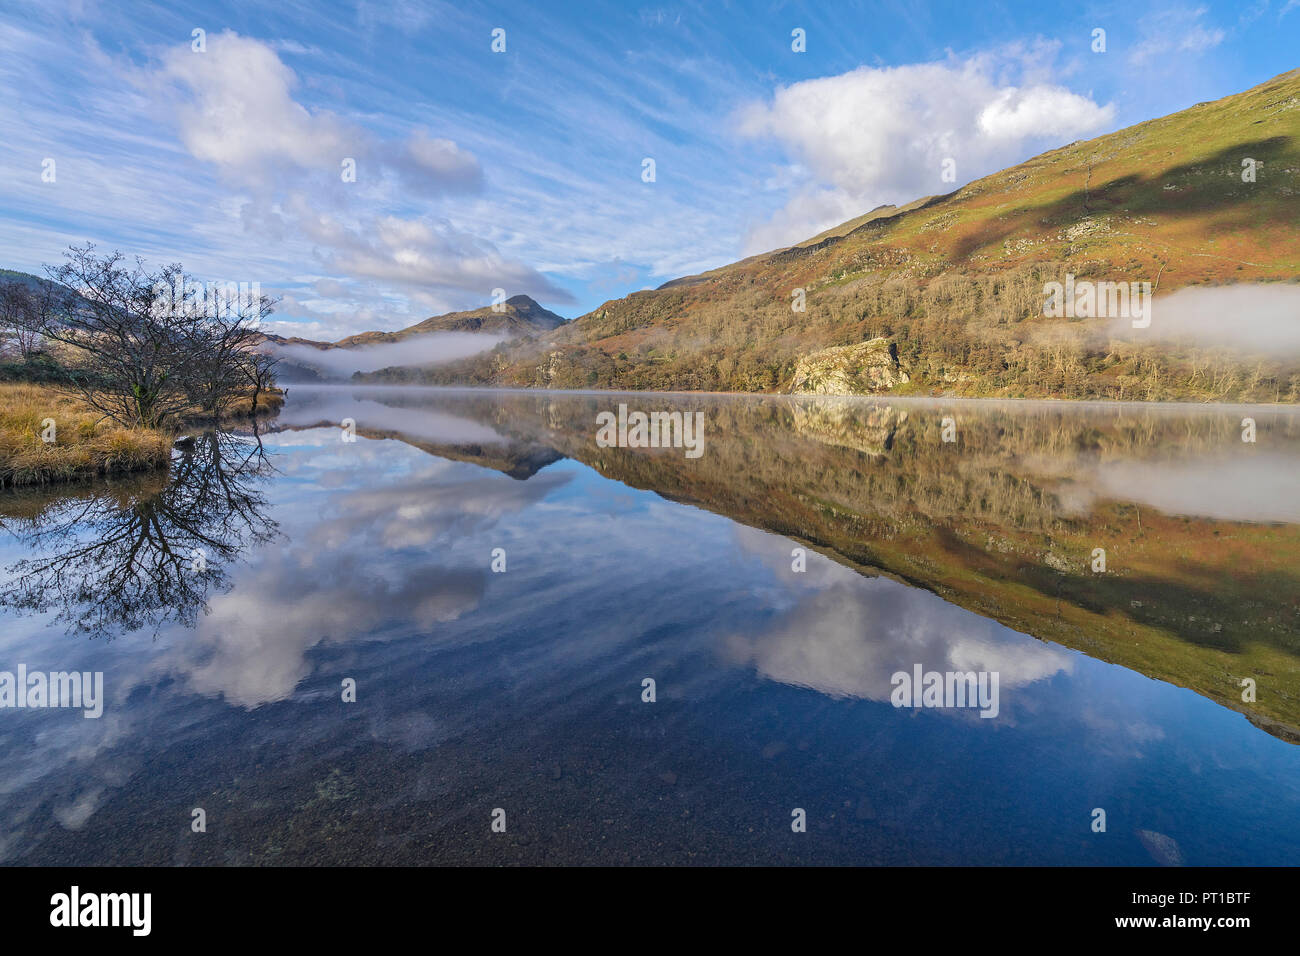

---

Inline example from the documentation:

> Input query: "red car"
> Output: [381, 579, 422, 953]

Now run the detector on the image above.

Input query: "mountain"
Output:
[262, 294, 567, 381]
[333, 294, 566, 346]
[264, 294, 565, 350]
[0, 269, 60, 295]
[382, 68, 1300, 403]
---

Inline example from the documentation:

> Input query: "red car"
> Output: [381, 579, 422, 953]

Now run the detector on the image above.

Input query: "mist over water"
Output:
[272, 331, 509, 378]
[1108, 283, 1300, 355]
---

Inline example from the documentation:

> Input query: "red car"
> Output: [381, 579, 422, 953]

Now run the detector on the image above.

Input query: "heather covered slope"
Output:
[383, 69, 1300, 401]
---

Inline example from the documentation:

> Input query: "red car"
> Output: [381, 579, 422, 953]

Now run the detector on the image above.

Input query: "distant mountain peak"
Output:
[258, 294, 570, 381]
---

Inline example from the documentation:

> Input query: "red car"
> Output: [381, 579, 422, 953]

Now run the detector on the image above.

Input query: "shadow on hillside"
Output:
[944, 136, 1293, 264]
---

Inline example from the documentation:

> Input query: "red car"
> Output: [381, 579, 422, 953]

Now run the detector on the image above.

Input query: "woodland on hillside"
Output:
[371, 264, 1300, 402]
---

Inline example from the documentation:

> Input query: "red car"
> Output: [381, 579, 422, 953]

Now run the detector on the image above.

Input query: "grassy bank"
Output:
[0, 380, 286, 487]
[0, 384, 173, 487]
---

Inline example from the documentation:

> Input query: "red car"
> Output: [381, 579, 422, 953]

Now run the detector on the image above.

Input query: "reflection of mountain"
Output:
[292, 388, 1300, 741]
[372, 433, 561, 479]
[0, 431, 278, 638]
[268, 390, 563, 480]
[280, 420, 560, 480]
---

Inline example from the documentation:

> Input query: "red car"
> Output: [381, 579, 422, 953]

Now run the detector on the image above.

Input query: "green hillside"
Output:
[378, 68, 1300, 402]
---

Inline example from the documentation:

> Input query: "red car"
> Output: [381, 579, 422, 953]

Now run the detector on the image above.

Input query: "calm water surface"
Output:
[1, 386, 1298, 865]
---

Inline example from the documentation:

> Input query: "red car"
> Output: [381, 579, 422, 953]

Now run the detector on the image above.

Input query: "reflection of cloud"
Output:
[1077, 705, 1167, 758]
[52, 789, 103, 831]
[730, 523, 846, 590]
[315, 470, 572, 551]
[172, 553, 487, 707]
[153, 434, 570, 708]
[0, 421, 578, 853]
[1069, 453, 1300, 523]
[723, 578, 1071, 705]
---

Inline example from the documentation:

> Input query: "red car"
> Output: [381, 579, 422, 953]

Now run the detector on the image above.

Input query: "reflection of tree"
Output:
[0, 430, 278, 639]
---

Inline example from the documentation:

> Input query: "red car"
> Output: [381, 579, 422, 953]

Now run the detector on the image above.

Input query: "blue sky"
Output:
[1, 0, 1296, 339]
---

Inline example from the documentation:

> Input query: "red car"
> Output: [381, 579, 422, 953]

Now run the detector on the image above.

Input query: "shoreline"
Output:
[290, 381, 1300, 413]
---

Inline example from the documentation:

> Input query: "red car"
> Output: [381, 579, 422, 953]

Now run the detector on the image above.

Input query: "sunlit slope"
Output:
[402, 69, 1299, 399]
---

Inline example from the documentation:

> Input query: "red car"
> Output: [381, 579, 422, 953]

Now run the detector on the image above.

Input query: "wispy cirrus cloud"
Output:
[0, 0, 1291, 340]
[1129, 5, 1227, 64]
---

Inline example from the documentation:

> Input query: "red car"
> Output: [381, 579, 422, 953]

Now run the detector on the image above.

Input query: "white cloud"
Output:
[978, 86, 1114, 140]
[0, 13, 770, 328]
[281, 197, 573, 304]
[151, 30, 482, 197]
[394, 131, 483, 192]
[135, 30, 573, 329]
[156, 32, 355, 182]
[736, 53, 1115, 253]
[313, 277, 348, 297]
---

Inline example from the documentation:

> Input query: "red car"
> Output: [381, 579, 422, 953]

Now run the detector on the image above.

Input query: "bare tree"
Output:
[36, 245, 192, 427]
[179, 289, 278, 418]
[35, 243, 277, 428]
[239, 349, 280, 415]
[0, 280, 47, 359]
[0, 430, 278, 639]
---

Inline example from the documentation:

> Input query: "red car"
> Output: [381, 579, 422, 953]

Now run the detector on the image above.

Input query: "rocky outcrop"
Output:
[789, 338, 910, 395]
[534, 350, 564, 387]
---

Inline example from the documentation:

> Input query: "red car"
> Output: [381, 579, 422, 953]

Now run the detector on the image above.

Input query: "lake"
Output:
[1, 386, 1298, 865]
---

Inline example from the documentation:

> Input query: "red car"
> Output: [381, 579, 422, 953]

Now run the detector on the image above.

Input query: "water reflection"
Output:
[0, 431, 278, 639]
[1, 387, 1299, 865]
[272, 387, 1300, 740]
[723, 525, 1074, 706]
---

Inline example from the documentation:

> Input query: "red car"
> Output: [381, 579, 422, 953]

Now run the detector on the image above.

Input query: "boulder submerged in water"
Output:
[1137, 829, 1184, 866]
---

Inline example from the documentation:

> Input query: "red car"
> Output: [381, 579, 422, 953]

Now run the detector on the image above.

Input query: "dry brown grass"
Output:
[0, 384, 173, 487]
[222, 387, 285, 419]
